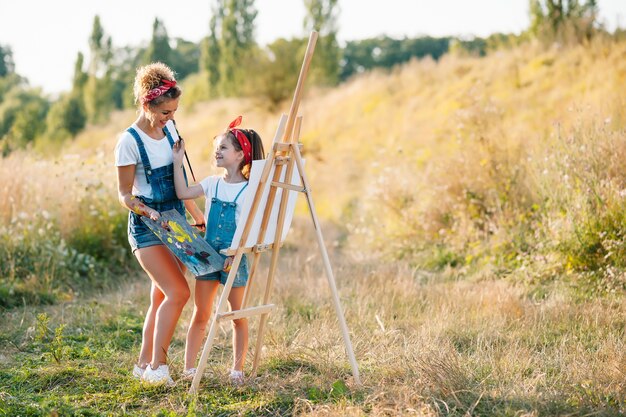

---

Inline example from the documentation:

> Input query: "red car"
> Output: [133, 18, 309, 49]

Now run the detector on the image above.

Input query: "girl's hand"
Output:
[191, 222, 206, 232]
[223, 256, 234, 272]
[172, 139, 185, 165]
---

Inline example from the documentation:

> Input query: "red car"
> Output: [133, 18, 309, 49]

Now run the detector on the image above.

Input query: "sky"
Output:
[0, 0, 624, 95]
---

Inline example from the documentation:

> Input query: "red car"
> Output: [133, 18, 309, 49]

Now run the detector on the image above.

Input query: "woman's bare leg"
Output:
[137, 282, 165, 367]
[135, 245, 190, 367]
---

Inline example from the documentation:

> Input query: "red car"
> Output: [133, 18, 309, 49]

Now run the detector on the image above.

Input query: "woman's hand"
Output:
[173, 138, 185, 166]
[128, 195, 160, 220]
[223, 256, 234, 272]
[148, 208, 161, 221]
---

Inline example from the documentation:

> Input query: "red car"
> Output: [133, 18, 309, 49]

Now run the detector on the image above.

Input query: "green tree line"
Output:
[0, 0, 614, 156]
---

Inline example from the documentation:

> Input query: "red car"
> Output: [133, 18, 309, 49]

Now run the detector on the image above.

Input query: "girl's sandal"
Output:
[181, 367, 197, 381]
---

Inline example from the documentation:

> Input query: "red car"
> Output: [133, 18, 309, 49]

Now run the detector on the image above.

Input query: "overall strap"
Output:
[233, 182, 249, 203]
[126, 127, 152, 184]
[162, 124, 175, 148]
[214, 178, 220, 199]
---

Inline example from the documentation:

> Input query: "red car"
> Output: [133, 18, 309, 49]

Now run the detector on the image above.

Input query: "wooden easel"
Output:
[189, 31, 361, 394]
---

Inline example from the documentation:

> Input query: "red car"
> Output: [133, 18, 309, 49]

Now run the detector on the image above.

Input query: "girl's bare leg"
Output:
[184, 279, 220, 370]
[228, 286, 248, 371]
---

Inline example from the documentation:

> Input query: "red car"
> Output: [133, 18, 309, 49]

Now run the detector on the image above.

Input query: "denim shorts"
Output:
[197, 254, 249, 287]
[127, 200, 184, 252]
[127, 211, 163, 252]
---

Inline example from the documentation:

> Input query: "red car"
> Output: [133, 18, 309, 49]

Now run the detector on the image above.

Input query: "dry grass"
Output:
[1, 224, 624, 415]
[1, 39, 626, 415]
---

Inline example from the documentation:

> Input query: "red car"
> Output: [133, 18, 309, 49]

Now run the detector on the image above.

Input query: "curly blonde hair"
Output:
[133, 62, 181, 107]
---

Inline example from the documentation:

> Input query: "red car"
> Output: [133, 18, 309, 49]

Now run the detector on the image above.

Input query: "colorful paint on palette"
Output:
[141, 209, 224, 276]
[168, 221, 192, 243]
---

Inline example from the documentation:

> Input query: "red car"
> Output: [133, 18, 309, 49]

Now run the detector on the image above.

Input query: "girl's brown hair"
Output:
[224, 129, 265, 179]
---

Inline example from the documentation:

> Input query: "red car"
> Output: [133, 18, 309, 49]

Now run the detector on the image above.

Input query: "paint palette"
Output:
[142, 209, 223, 276]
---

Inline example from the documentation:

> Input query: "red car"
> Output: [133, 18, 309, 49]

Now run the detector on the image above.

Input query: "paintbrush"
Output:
[172, 119, 196, 182]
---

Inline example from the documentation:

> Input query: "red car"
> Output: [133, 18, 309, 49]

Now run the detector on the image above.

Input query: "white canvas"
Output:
[229, 158, 304, 250]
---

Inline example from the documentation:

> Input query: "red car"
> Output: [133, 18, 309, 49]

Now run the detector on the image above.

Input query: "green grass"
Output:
[0, 208, 135, 309]
[0, 344, 352, 416]
[1, 39, 625, 416]
[0, 261, 624, 416]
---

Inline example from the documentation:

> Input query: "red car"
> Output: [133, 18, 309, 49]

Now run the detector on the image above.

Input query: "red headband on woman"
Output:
[142, 79, 176, 104]
[227, 115, 252, 165]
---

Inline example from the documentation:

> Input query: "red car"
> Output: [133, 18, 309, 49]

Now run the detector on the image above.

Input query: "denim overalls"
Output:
[126, 125, 185, 251]
[197, 178, 249, 287]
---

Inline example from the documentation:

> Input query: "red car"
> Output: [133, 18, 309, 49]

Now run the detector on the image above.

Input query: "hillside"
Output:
[61, 39, 626, 282]
[1, 40, 625, 416]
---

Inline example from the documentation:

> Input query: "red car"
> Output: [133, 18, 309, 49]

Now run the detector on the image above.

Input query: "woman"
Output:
[114, 62, 205, 385]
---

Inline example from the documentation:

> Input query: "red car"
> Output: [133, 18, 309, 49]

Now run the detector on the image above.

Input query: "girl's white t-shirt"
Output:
[114, 120, 180, 200]
[199, 175, 249, 224]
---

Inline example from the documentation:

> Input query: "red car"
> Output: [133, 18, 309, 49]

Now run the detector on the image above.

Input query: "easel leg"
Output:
[242, 253, 261, 308]
[293, 145, 361, 385]
[189, 254, 244, 394]
[251, 312, 270, 376]
[314, 221, 361, 384]
[250, 245, 281, 376]
[307, 195, 361, 385]
[250, 137, 300, 377]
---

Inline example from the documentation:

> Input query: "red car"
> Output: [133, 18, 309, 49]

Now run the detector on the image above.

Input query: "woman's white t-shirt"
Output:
[199, 175, 249, 224]
[114, 120, 180, 200]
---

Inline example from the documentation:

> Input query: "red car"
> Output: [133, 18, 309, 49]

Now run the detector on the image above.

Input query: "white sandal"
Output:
[132, 364, 146, 380]
[142, 364, 175, 387]
[229, 369, 244, 385]
[181, 367, 197, 381]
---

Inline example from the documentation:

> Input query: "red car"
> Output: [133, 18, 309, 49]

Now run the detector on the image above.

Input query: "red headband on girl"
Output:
[142, 79, 176, 104]
[227, 115, 252, 165]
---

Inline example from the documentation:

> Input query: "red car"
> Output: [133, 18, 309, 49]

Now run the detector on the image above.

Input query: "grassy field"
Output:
[1, 224, 624, 415]
[1, 39, 626, 415]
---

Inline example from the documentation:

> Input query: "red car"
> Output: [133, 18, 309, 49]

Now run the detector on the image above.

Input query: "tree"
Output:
[0, 44, 15, 77]
[169, 38, 200, 81]
[255, 38, 306, 108]
[84, 16, 115, 124]
[45, 93, 86, 143]
[143, 18, 172, 65]
[340, 36, 450, 80]
[64, 52, 89, 134]
[0, 52, 48, 154]
[0, 73, 24, 104]
[72, 52, 88, 92]
[109, 45, 144, 109]
[88, 16, 109, 77]
[219, 0, 257, 96]
[303, 0, 341, 85]
[201, 1, 223, 96]
[529, 0, 598, 42]
[44, 54, 88, 143]
[0, 88, 49, 151]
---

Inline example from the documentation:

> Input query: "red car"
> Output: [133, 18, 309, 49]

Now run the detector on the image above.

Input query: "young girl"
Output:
[172, 116, 265, 384]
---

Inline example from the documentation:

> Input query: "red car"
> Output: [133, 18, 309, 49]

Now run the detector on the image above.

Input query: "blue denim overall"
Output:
[197, 179, 249, 287]
[126, 125, 185, 251]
